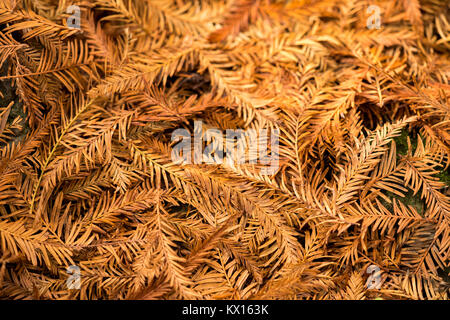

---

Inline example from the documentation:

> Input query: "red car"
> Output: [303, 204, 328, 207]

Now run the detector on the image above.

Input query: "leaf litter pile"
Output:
[0, 0, 449, 300]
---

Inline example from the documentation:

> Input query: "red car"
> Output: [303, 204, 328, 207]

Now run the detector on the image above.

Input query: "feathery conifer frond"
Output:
[0, 0, 448, 300]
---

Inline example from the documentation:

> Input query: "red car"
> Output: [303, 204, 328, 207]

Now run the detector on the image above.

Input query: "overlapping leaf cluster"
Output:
[0, 0, 449, 299]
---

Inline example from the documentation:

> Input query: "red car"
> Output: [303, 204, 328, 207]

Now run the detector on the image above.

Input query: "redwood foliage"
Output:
[0, 0, 449, 299]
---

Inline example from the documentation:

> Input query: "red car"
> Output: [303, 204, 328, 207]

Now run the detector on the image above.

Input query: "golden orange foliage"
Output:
[0, 0, 449, 299]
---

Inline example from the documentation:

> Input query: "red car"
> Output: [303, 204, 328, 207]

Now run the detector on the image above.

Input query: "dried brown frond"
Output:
[0, 0, 448, 300]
